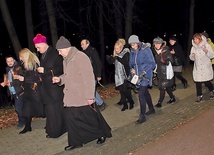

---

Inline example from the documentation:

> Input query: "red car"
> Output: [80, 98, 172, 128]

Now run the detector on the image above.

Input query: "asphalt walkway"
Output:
[0, 66, 213, 155]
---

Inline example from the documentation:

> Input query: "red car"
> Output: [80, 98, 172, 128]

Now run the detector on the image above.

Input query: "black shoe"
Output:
[19, 127, 32, 134]
[97, 137, 106, 144]
[183, 81, 188, 88]
[135, 117, 146, 124]
[99, 102, 106, 111]
[167, 97, 176, 104]
[155, 102, 162, 108]
[64, 145, 82, 151]
[145, 109, 155, 115]
[171, 84, 176, 91]
[121, 104, 128, 111]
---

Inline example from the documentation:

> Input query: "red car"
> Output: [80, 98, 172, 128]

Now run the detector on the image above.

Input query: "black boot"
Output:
[19, 117, 32, 134]
[129, 100, 135, 110]
[183, 81, 188, 89]
[121, 103, 128, 111]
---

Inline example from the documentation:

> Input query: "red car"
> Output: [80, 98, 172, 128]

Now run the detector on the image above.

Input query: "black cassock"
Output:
[40, 46, 67, 138]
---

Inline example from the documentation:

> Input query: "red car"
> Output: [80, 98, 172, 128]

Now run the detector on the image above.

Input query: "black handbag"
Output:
[173, 56, 183, 66]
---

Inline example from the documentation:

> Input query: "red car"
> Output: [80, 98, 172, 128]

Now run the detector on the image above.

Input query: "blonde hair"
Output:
[19, 48, 40, 70]
[113, 38, 126, 57]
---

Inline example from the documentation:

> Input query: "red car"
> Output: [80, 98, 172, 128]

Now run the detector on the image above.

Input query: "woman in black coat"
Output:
[17, 48, 44, 134]
[152, 37, 176, 107]
[169, 36, 188, 90]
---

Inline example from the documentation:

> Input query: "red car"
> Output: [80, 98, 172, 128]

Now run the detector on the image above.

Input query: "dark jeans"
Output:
[138, 86, 154, 117]
[159, 87, 174, 102]
[13, 94, 26, 125]
[195, 81, 214, 96]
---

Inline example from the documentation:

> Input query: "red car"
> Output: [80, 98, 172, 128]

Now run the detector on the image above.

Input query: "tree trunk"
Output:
[24, 0, 34, 52]
[125, 0, 134, 41]
[186, 0, 195, 66]
[0, 0, 22, 59]
[113, 0, 123, 38]
[45, 0, 58, 46]
[98, 0, 106, 84]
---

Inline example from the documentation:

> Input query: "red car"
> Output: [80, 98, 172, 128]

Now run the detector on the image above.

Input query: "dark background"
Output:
[0, 0, 214, 82]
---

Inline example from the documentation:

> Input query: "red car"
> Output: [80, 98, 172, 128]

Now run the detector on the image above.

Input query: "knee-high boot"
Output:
[19, 117, 32, 134]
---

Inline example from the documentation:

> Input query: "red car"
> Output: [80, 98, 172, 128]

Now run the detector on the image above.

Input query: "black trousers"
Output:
[159, 87, 174, 102]
[195, 81, 214, 96]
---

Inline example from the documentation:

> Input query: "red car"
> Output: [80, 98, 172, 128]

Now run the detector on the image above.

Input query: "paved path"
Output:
[0, 67, 213, 155]
[131, 107, 214, 155]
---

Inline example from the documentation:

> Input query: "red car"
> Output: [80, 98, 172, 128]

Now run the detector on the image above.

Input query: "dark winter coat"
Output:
[39, 46, 64, 104]
[153, 45, 174, 89]
[129, 42, 156, 87]
[169, 42, 185, 66]
[82, 46, 102, 79]
[6, 61, 24, 97]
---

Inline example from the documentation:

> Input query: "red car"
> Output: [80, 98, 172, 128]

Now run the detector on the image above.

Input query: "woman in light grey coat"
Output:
[189, 33, 214, 102]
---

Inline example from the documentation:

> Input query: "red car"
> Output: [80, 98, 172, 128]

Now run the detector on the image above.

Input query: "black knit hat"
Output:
[56, 36, 71, 49]
[169, 36, 177, 41]
[201, 32, 209, 38]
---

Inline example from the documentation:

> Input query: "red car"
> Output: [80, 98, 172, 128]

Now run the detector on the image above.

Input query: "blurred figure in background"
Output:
[81, 39, 106, 111]
[168, 36, 188, 90]
[0, 56, 25, 128]
[189, 33, 214, 102]
[201, 32, 214, 69]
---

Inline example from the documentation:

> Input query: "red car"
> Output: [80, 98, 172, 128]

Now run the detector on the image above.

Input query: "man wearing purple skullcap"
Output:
[33, 33, 67, 138]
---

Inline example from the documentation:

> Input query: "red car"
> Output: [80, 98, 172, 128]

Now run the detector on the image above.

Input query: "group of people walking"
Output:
[1, 31, 214, 151]
[1, 34, 112, 151]
[107, 32, 214, 125]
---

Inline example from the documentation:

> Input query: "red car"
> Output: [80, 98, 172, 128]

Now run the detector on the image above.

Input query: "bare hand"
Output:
[131, 69, 136, 74]
[52, 76, 60, 83]
[170, 49, 175, 54]
[37, 67, 44, 73]
[192, 53, 195, 57]
[87, 99, 95, 105]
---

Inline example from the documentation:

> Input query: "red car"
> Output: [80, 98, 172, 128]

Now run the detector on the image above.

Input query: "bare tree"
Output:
[45, 0, 58, 45]
[0, 0, 22, 58]
[24, 0, 34, 52]
[186, 0, 195, 66]
[125, 0, 135, 41]
[113, 0, 123, 38]
[97, 0, 107, 83]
